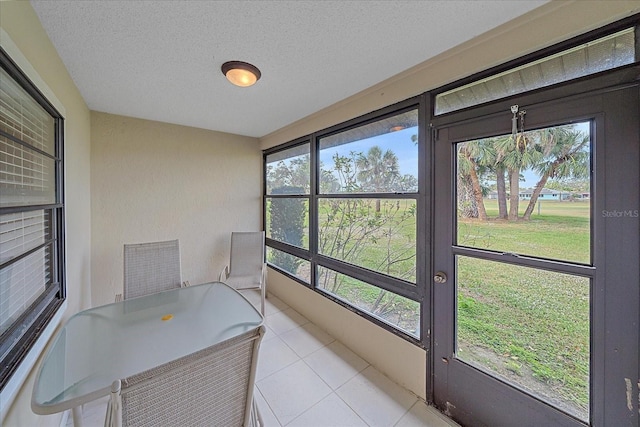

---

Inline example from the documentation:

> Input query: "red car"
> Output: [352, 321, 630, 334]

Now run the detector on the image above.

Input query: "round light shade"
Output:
[221, 61, 261, 87]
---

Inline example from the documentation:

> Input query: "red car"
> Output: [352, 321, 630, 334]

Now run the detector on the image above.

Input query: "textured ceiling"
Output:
[30, 0, 547, 138]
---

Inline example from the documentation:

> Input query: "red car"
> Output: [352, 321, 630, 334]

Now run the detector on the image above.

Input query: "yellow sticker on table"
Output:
[161, 314, 174, 321]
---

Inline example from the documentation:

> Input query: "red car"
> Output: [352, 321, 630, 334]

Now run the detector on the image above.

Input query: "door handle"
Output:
[434, 272, 448, 284]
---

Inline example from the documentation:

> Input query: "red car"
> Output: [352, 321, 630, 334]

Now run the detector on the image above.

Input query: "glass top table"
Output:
[31, 282, 263, 423]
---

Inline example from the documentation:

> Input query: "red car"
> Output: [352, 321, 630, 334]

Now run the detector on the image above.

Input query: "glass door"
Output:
[432, 84, 639, 426]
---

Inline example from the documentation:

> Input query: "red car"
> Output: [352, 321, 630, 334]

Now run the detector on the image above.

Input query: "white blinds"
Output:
[0, 65, 55, 337]
[0, 247, 49, 335]
[0, 66, 54, 155]
[0, 211, 47, 264]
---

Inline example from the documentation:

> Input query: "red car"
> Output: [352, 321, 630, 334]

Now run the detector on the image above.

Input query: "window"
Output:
[0, 48, 65, 390]
[434, 27, 636, 115]
[265, 142, 310, 281]
[265, 104, 422, 339]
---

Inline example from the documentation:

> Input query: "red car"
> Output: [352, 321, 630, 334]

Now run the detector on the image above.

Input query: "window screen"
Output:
[435, 28, 636, 115]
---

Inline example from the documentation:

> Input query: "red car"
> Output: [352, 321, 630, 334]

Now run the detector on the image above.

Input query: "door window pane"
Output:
[318, 198, 416, 282]
[456, 122, 591, 264]
[456, 256, 589, 420]
[319, 110, 418, 194]
[317, 266, 419, 337]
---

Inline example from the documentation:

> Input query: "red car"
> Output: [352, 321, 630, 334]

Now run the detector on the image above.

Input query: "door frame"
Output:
[429, 67, 640, 426]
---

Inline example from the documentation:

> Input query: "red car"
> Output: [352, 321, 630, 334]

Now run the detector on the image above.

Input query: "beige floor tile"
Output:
[395, 400, 461, 427]
[261, 322, 279, 343]
[265, 307, 309, 335]
[280, 323, 335, 358]
[256, 335, 300, 381]
[254, 387, 282, 427]
[257, 360, 332, 425]
[287, 393, 368, 427]
[337, 366, 418, 427]
[264, 294, 290, 316]
[304, 340, 369, 390]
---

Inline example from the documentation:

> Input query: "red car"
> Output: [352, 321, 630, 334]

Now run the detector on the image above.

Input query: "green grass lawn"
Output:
[457, 199, 591, 416]
[457, 258, 590, 411]
[460, 200, 590, 264]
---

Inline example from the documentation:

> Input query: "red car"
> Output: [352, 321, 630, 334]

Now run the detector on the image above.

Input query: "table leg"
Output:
[72, 405, 84, 427]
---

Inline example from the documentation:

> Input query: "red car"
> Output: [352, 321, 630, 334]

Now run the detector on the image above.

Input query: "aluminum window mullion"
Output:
[265, 238, 309, 260]
[315, 254, 420, 302]
[309, 133, 319, 286]
[317, 193, 418, 199]
[453, 246, 595, 278]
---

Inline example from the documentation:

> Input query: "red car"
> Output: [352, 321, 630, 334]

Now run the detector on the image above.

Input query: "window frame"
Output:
[264, 136, 312, 268]
[264, 96, 428, 345]
[431, 16, 640, 118]
[0, 46, 66, 393]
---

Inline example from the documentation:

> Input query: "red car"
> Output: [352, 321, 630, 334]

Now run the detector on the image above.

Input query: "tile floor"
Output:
[68, 290, 458, 427]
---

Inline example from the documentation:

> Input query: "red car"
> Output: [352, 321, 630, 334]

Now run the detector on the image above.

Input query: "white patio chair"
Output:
[105, 325, 265, 427]
[117, 239, 187, 301]
[219, 232, 267, 315]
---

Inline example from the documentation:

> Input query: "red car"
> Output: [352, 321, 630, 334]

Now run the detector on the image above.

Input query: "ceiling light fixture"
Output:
[221, 61, 261, 87]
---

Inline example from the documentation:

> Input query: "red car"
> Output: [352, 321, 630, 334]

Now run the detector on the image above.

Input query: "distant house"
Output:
[519, 188, 585, 201]
[487, 189, 590, 200]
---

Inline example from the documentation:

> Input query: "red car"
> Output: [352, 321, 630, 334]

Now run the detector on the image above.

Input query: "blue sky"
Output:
[319, 126, 419, 178]
[273, 121, 590, 188]
[519, 121, 590, 187]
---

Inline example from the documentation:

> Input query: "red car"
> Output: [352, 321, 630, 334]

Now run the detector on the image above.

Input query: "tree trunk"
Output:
[496, 165, 508, 219]
[468, 162, 487, 221]
[522, 173, 550, 220]
[508, 168, 520, 221]
[457, 174, 477, 218]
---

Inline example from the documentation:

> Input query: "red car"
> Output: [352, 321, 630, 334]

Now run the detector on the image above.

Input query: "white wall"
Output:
[90, 112, 262, 306]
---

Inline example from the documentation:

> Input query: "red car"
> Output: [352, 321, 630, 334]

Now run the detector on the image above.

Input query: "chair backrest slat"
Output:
[123, 239, 181, 300]
[229, 232, 264, 277]
[113, 325, 265, 427]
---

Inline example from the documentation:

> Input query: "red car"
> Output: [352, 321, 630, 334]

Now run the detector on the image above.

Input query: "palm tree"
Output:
[356, 146, 400, 211]
[522, 127, 589, 220]
[457, 141, 489, 220]
[487, 135, 511, 220]
[494, 131, 541, 221]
